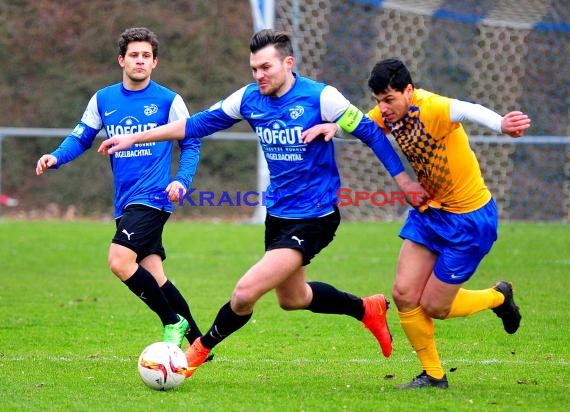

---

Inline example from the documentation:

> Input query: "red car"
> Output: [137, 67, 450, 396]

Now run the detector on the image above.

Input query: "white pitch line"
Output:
[3, 355, 567, 366]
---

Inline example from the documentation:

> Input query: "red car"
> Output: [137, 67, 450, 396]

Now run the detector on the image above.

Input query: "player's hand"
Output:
[302, 123, 338, 144]
[501, 111, 531, 138]
[36, 154, 57, 176]
[165, 181, 186, 202]
[393, 172, 431, 208]
[98, 134, 136, 155]
[403, 181, 431, 208]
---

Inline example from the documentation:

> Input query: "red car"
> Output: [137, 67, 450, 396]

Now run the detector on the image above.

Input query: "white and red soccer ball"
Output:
[137, 342, 188, 390]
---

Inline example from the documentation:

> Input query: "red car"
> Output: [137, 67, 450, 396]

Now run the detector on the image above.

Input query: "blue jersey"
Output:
[51, 80, 201, 218]
[183, 74, 404, 219]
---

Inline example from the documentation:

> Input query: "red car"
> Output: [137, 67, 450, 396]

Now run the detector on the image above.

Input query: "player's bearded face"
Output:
[119, 41, 157, 84]
[373, 85, 413, 123]
[250, 46, 292, 97]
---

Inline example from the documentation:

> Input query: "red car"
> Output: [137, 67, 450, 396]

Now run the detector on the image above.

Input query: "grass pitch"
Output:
[0, 219, 568, 411]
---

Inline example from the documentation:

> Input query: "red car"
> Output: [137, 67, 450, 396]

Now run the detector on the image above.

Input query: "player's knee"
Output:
[392, 285, 403, 305]
[276, 297, 299, 311]
[107, 251, 131, 279]
[107, 254, 120, 275]
[231, 285, 257, 313]
[392, 284, 416, 310]
[421, 301, 450, 319]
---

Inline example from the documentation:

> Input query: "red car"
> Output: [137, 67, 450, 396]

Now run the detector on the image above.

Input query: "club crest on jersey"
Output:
[289, 105, 304, 120]
[144, 104, 158, 116]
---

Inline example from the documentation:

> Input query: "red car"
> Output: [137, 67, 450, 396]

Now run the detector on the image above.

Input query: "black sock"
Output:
[306, 281, 364, 320]
[161, 280, 202, 343]
[123, 266, 178, 326]
[201, 302, 252, 349]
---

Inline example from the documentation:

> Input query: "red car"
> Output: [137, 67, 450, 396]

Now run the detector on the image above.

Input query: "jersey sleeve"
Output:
[170, 94, 200, 189]
[417, 92, 458, 140]
[50, 94, 102, 167]
[80, 94, 103, 130]
[319, 85, 351, 122]
[184, 89, 245, 138]
[366, 106, 390, 134]
[450, 99, 503, 133]
[50, 123, 100, 168]
[174, 137, 201, 189]
[169, 94, 190, 121]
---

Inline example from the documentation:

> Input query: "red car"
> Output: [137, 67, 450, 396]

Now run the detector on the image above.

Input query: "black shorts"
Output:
[264, 206, 341, 266]
[112, 204, 170, 262]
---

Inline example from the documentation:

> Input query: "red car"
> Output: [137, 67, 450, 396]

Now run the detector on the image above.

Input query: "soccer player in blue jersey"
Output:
[36, 27, 204, 349]
[98, 29, 429, 377]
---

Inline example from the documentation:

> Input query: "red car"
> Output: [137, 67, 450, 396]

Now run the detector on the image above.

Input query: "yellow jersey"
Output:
[367, 88, 491, 213]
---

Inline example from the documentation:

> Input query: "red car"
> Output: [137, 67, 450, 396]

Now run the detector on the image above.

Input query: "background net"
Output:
[0, 0, 568, 221]
[274, 0, 569, 221]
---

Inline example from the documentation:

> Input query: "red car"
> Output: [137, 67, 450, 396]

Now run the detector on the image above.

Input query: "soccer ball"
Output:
[137, 342, 188, 390]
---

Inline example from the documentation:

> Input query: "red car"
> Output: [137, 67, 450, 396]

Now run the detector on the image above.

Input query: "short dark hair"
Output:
[367, 59, 414, 94]
[250, 29, 294, 59]
[118, 27, 159, 58]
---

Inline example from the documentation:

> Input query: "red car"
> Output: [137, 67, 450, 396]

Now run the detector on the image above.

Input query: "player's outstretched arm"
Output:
[36, 154, 57, 176]
[98, 118, 187, 155]
[302, 117, 430, 208]
[450, 100, 532, 138]
[501, 111, 531, 138]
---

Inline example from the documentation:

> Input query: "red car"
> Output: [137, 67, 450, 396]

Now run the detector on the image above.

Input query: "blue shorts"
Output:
[399, 199, 498, 284]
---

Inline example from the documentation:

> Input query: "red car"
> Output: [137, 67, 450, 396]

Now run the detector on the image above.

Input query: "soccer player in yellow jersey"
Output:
[302, 58, 531, 389]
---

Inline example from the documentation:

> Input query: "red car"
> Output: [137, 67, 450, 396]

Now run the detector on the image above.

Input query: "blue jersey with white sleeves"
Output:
[184, 74, 403, 219]
[51, 80, 200, 218]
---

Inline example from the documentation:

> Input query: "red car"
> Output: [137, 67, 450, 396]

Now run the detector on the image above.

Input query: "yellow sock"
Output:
[445, 288, 504, 319]
[398, 306, 444, 379]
